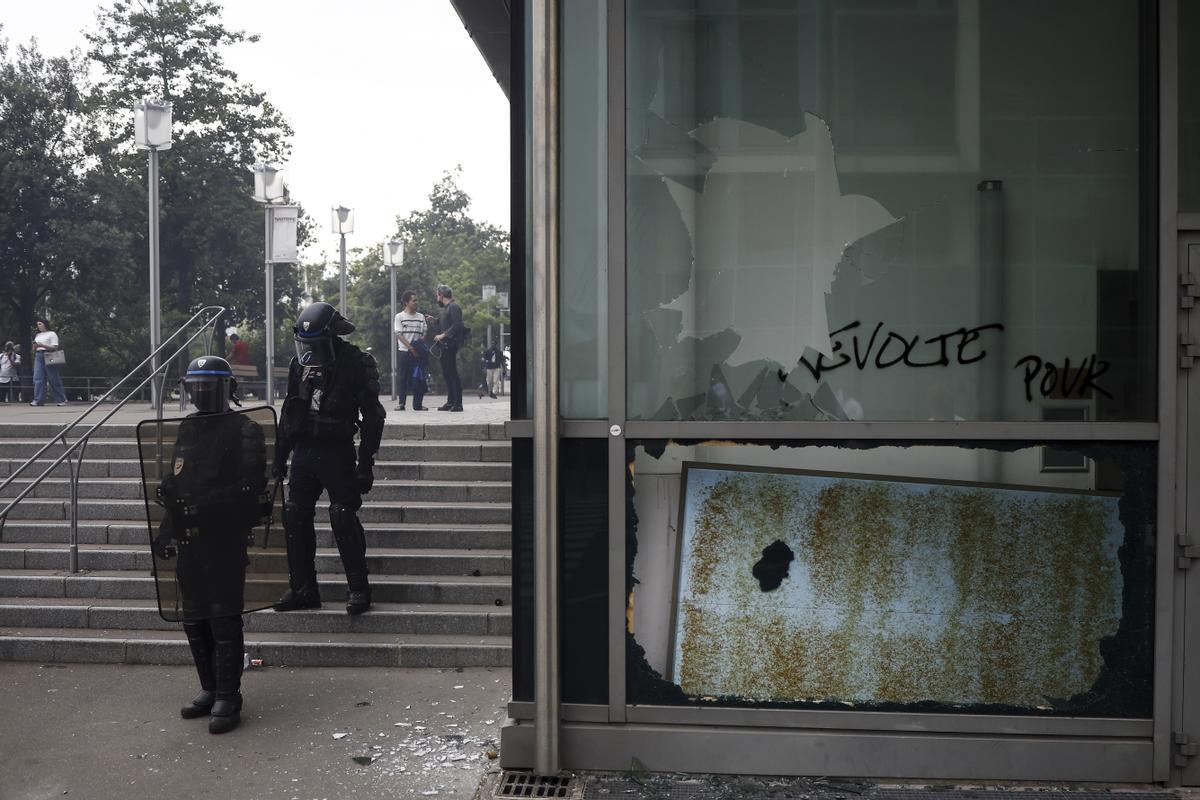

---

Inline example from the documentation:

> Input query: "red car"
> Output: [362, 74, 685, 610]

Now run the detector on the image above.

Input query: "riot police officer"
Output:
[152, 355, 268, 734]
[273, 302, 386, 615]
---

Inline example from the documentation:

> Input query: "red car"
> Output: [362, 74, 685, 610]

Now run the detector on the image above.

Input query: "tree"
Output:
[327, 168, 510, 392]
[0, 34, 133, 380]
[84, 0, 304, 361]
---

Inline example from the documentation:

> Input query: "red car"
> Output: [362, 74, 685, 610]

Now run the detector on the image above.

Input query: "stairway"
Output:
[0, 419, 512, 668]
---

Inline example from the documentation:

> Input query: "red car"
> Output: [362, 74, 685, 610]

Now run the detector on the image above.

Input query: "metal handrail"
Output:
[0, 305, 226, 572]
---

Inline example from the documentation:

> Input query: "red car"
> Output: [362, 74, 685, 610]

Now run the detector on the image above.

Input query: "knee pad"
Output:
[283, 500, 314, 530]
[208, 614, 244, 642]
[328, 503, 362, 536]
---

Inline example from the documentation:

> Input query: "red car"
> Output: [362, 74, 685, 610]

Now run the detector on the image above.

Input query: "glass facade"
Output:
[503, 0, 1188, 781]
[626, 0, 1155, 422]
[560, 0, 609, 418]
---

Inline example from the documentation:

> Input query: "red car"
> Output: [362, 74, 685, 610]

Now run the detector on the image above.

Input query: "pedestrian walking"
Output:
[0, 341, 19, 402]
[30, 318, 67, 407]
[482, 343, 503, 399]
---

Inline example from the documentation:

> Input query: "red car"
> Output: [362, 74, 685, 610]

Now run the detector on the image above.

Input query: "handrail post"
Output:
[67, 440, 83, 574]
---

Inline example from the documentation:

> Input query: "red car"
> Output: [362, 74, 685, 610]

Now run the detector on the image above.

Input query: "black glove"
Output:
[272, 458, 288, 481]
[356, 460, 375, 495]
[152, 527, 176, 560]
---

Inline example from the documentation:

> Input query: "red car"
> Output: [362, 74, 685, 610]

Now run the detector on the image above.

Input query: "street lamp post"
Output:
[332, 206, 355, 312]
[253, 165, 290, 405]
[382, 240, 405, 401]
[133, 99, 172, 410]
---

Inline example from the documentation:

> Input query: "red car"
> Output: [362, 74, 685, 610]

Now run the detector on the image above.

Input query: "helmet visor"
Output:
[295, 335, 336, 368]
[184, 379, 227, 414]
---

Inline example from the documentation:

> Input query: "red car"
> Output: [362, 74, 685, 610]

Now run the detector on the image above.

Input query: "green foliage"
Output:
[312, 168, 510, 391]
[0, 35, 134, 371]
[84, 0, 305, 336]
[0, 7, 508, 395]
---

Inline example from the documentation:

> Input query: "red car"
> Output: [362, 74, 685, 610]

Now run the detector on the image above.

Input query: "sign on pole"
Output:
[482, 284, 497, 301]
[268, 205, 300, 264]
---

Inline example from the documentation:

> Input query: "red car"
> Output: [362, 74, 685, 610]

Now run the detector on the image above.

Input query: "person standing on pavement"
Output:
[393, 290, 429, 411]
[428, 285, 464, 412]
[151, 356, 268, 735]
[31, 319, 67, 407]
[272, 302, 386, 616]
[0, 341, 19, 402]
[482, 343, 502, 399]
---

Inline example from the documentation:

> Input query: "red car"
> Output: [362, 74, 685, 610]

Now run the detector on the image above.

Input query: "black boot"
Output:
[330, 503, 371, 615]
[273, 583, 322, 612]
[274, 501, 321, 612]
[346, 573, 372, 616]
[208, 616, 243, 735]
[181, 621, 216, 719]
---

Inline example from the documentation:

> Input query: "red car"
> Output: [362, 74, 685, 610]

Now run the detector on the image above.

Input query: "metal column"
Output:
[390, 265, 398, 401]
[264, 208, 275, 406]
[531, 0, 560, 777]
[339, 233, 348, 312]
[148, 147, 162, 410]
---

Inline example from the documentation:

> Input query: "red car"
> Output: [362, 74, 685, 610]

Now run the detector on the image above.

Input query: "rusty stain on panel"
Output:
[670, 464, 1123, 708]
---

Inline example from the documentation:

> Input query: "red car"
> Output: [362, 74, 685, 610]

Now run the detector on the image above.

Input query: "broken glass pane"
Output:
[626, 0, 1152, 421]
[626, 439, 1155, 717]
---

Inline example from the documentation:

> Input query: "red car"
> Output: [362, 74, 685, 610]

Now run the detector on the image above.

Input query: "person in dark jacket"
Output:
[151, 355, 267, 734]
[429, 285, 464, 412]
[482, 343, 503, 399]
[272, 302, 386, 615]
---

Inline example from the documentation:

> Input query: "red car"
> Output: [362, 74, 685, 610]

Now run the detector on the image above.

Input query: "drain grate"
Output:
[494, 771, 578, 799]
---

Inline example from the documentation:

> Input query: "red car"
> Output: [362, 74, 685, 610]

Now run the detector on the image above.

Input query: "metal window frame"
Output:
[509, 0, 1185, 784]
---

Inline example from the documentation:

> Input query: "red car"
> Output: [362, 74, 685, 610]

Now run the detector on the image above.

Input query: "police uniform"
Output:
[152, 356, 267, 735]
[273, 303, 386, 615]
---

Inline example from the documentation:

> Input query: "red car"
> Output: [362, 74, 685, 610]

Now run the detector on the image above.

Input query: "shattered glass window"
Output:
[626, 439, 1155, 716]
[626, 0, 1154, 421]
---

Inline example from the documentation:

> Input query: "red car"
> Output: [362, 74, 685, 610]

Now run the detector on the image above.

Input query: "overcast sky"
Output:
[0, 0, 511, 263]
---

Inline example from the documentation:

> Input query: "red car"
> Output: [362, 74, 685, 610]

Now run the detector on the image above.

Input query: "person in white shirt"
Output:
[31, 318, 67, 407]
[0, 341, 19, 402]
[393, 290, 429, 411]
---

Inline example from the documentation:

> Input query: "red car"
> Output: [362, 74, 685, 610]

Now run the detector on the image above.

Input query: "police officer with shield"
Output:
[273, 302, 386, 615]
[150, 356, 269, 734]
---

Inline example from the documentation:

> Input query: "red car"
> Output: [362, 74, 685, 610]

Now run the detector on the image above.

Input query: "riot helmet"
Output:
[182, 355, 236, 414]
[293, 302, 355, 368]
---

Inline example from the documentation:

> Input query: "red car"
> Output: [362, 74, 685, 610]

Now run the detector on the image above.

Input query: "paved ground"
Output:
[0, 392, 511, 427]
[0, 661, 509, 799]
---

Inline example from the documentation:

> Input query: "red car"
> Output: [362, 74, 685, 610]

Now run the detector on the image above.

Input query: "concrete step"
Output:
[0, 477, 511, 503]
[0, 498, 511, 525]
[0, 626, 511, 667]
[0, 544, 511, 576]
[0, 597, 511, 636]
[1, 458, 511, 481]
[0, 570, 512, 606]
[0, 439, 511, 462]
[0, 420, 508, 441]
[1, 520, 511, 550]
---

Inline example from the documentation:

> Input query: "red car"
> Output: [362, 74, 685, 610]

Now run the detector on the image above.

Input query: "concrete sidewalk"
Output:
[0, 392, 511, 428]
[0, 661, 508, 799]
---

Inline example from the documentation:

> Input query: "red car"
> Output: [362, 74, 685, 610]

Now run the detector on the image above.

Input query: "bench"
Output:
[231, 364, 289, 399]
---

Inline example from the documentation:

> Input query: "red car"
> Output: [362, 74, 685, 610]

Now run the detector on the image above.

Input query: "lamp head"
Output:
[133, 99, 172, 150]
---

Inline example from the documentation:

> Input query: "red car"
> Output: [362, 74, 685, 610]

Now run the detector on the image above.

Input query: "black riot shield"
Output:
[137, 407, 286, 622]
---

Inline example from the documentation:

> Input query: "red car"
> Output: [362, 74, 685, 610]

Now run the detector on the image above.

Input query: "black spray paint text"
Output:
[783, 321, 1112, 402]
[795, 321, 1004, 382]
